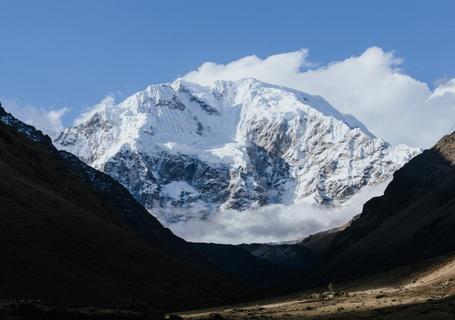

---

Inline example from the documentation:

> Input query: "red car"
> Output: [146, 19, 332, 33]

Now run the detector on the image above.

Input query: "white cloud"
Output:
[169, 180, 390, 244]
[184, 49, 312, 86]
[1, 99, 69, 139]
[73, 95, 115, 126]
[431, 79, 455, 98]
[183, 47, 455, 148]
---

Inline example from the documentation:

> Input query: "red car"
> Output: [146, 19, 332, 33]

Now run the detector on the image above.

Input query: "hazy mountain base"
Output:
[190, 242, 317, 290]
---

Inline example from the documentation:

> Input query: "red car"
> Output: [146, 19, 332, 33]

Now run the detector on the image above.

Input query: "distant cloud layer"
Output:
[1, 99, 68, 139]
[184, 47, 455, 148]
[170, 180, 390, 244]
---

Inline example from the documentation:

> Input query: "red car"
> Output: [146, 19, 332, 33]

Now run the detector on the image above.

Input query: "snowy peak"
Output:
[55, 79, 420, 223]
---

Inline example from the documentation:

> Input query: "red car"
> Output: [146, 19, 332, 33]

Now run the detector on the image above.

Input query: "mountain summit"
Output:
[56, 79, 419, 223]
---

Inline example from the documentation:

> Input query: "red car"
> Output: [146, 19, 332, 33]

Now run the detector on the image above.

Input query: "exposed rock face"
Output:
[55, 79, 419, 223]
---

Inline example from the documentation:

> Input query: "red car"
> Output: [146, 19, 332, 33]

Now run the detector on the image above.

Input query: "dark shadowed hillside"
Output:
[306, 131, 455, 282]
[0, 106, 249, 311]
[191, 242, 316, 290]
[59, 150, 207, 263]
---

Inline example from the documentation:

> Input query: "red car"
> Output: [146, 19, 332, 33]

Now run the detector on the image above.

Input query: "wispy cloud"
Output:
[1, 98, 69, 139]
[73, 95, 115, 126]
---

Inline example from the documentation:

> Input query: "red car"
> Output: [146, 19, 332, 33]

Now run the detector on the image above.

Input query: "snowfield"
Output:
[56, 78, 420, 223]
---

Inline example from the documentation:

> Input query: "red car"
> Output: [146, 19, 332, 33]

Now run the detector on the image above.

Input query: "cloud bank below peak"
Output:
[183, 47, 455, 148]
[170, 178, 390, 244]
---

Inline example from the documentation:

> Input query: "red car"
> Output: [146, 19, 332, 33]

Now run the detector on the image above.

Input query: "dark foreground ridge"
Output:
[303, 130, 455, 285]
[0, 105, 251, 312]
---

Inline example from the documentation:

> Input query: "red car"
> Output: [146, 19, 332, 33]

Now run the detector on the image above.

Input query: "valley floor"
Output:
[177, 255, 455, 320]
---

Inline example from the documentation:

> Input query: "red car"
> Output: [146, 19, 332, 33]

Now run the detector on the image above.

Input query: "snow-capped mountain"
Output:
[55, 78, 419, 223]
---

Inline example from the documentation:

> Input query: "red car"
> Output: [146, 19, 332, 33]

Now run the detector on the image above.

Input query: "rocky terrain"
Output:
[55, 79, 419, 223]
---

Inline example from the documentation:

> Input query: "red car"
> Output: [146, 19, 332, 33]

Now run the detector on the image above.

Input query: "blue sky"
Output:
[1, 0, 455, 128]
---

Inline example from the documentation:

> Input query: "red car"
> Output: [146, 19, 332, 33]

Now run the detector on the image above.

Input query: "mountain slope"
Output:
[304, 131, 455, 282]
[0, 105, 248, 310]
[58, 150, 204, 262]
[56, 78, 419, 223]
